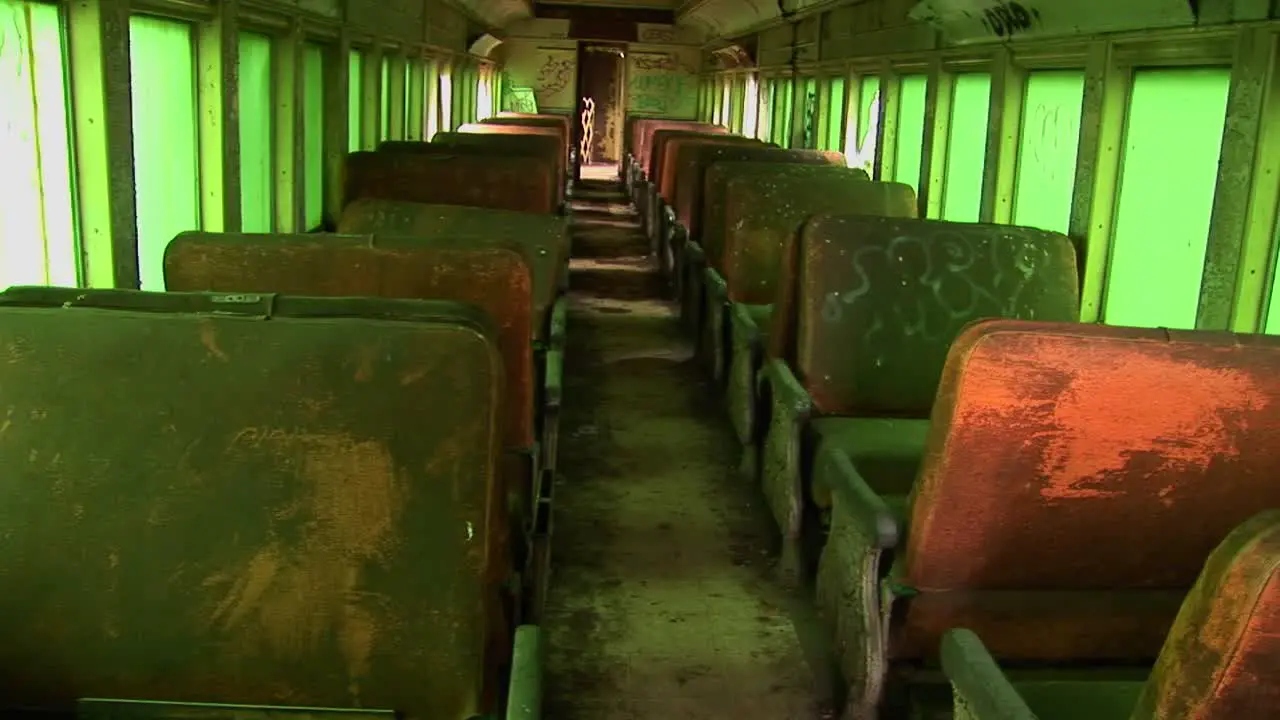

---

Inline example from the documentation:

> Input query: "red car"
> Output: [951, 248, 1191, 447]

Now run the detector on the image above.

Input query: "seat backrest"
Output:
[0, 287, 508, 718]
[767, 216, 1079, 416]
[439, 127, 567, 198]
[673, 146, 846, 242]
[163, 232, 535, 452]
[657, 135, 764, 207]
[906, 320, 1280, 593]
[702, 162, 870, 275]
[635, 120, 726, 177]
[342, 151, 555, 214]
[337, 198, 568, 335]
[1134, 510, 1280, 720]
[714, 169, 913, 306]
[648, 129, 748, 194]
[483, 114, 571, 157]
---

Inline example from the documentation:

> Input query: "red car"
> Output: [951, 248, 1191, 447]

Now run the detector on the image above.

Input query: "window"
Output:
[303, 43, 324, 230]
[801, 77, 818, 149]
[893, 74, 928, 195]
[348, 50, 363, 151]
[129, 15, 200, 291]
[402, 61, 412, 137]
[1266, 219, 1280, 333]
[438, 64, 453, 131]
[742, 74, 760, 138]
[424, 60, 439, 139]
[1011, 71, 1085, 234]
[379, 56, 390, 140]
[826, 76, 846, 152]
[238, 32, 272, 233]
[773, 79, 793, 147]
[755, 80, 772, 141]
[0, 0, 78, 288]
[941, 73, 992, 222]
[845, 75, 880, 175]
[1103, 67, 1230, 329]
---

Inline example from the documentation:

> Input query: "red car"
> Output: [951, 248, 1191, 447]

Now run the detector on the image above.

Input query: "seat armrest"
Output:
[762, 357, 811, 420]
[506, 625, 544, 720]
[823, 447, 900, 550]
[549, 296, 568, 350]
[941, 629, 1039, 720]
[543, 348, 563, 410]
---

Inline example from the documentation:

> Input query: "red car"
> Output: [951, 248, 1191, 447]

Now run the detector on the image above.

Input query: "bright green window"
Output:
[1103, 67, 1230, 329]
[826, 77, 846, 152]
[303, 43, 324, 230]
[0, 0, 79, 288]
[893, 74, 928, 195]
[380, 57, 390, 140]
[348, 50, 363, 151]
[129, 14, 200, 290]
[238, 32, 272, 233]
[1011, 70, 1085, 234]
[439, 66, 453, 131]
[941, 73, 991, 222]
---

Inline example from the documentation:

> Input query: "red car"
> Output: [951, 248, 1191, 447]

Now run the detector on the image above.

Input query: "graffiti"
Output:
[802, 90, 817, 149]
[818, 225, 1055, 345]
[508, 87, 538, 114]
[535, 54, 574, 96]
[979, 1, 1040, 38]
[632, 53, 680, 72]
[629, 73, 693, 114]
[638, 25, 676, 43]
[1030, 103, 1061, 179]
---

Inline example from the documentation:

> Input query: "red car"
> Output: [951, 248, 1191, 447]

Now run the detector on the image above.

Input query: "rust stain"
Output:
[353, 346, 377, 382]
[199, 322, 229, 362]
[1032, 344, 1267, 500]
[207, 430, 405, 693]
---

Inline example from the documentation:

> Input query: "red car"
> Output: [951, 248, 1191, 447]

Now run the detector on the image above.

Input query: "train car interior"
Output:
[5, 0, 1280, 718]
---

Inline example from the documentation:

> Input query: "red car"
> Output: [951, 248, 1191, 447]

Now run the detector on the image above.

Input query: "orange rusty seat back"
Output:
[655, 131, 752, 206]
[342, 151, 555, 215]
[163, 231, 535, 453]
[899, 320, 1280, 664]
[673, 145, 846, 243]
[1135, 510, 1280, 719]
[767, 216, 1079, 417]
[648, 129, 747, 195]
[632, 119, 725, 177]
[483, 114, 571, 161]
[715, 169, 913, 305]
[452, 123, 567, 180]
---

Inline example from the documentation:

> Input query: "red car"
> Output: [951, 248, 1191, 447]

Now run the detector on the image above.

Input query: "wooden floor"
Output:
[540, 170, 837, 719]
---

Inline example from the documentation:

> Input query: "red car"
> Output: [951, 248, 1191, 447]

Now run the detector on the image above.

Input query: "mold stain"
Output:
[205, 430, 405, 700]
[1033, 347, 1269, 500]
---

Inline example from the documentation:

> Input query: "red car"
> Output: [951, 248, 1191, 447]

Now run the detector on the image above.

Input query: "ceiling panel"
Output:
[451, 0, 535, 29]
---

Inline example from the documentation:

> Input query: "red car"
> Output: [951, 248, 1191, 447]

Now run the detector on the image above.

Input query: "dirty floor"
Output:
[540, 168, 836, 719]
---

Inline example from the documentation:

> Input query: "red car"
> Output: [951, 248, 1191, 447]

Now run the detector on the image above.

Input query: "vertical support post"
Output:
[388, 50, 406, 140]
[407, 55, 425, 139]
[361, 43, 383, 150]
[67, 0, 139, 288]
[196, 0, 241, 234]
[875, 63, 900, 184]
[1198, 27, 1277, 330]
[919, 57, 952, 219]
[272, 20, 304, 233]
[1070, 40, 1128, 323]
[980, 48, 1025, 225]
[323, 30, 351, 226]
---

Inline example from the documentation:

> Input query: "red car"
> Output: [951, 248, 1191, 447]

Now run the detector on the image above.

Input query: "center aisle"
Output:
[541, 168, 837, 719]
